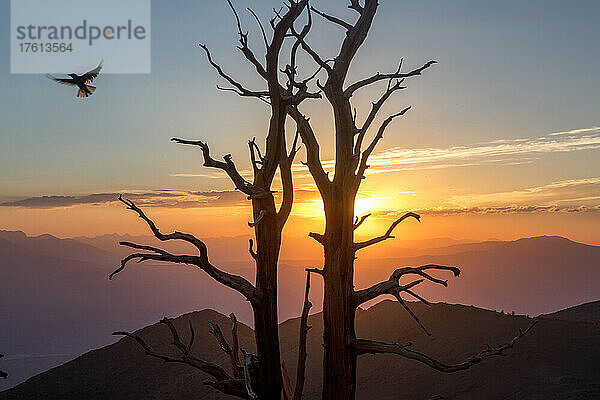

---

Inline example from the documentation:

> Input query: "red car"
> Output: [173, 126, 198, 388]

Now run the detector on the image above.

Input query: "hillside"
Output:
[2, 301, 599, 399]
[540, 300, 600, 324]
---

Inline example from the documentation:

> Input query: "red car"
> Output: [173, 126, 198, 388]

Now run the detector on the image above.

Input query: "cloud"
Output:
[449, 177, 600, 207]
[169, 173, 222, 178]
[360, 128, 600, 174]
[285, 126, 600, 176]
[369, 177, 600, 217]
[549, 126, 600, 136]
[375, 204, 600, 218]
[0, 190, 247, 209]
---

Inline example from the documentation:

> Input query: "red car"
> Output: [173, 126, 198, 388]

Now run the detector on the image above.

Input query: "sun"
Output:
[354, 197, 377, 217]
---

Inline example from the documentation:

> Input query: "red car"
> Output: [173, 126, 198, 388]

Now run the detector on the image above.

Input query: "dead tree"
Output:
[283, 1, 536, 399]
[109, 1, 320, 398]
[111, 1, 535, 399]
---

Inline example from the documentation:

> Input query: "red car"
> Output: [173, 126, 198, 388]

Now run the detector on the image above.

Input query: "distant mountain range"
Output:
[2, 300, 599, 399]
[1, 231, 599, 390]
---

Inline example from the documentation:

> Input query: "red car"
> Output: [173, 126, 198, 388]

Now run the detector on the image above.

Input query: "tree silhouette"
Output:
[111, 1, 534, 399]
[284, 1, 535, 399]
[110, 1, 317, 398]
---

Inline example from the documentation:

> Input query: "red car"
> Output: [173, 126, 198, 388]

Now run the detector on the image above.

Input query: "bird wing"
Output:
[81, 60, 103, 84]
[45, 74, 77, 86]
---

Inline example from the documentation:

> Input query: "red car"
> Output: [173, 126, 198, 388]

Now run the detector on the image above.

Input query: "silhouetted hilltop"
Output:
[540, 300, 600, 324]
[2, 301, 599, 399]
[0, 230, 114, 263]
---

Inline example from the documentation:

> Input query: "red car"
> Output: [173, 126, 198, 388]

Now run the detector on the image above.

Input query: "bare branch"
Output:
[293, 271, 313, 400]
[199, 44, 269, 99]
[330, 0, 378, 83]
[171, 138, 257, 196]
[229, 313, 242, 378]
[113, 318, 251, 399]
[354, 212, 420, 250]
[353, 76, 406, 156]
[355, 321, 538, 372]
[248, 238, 257, 260]
[404, 289, 432, 305]
[209, 320, 244, 378]
[243, 353, 259, 399]
[348, 0, 364, 14]
[287, 106, 331, 193]
[344, 60, 437, 98]
[247, 7, 269, 50]
[355, 106, 411, 185]
[290, 27, 333, 75]
[226, 0, 268, 79]
[353, 264, 460, 307]
[391, 289, 431, 336]
[306, 267, 324, 276]
[353, 213, 371, 230]
[276, 129, 300, 228]
[308, 231, 325, 245]
[117, 195, 209, 251]
[311, 6, 353, 30]
[112, 197, 257, 303]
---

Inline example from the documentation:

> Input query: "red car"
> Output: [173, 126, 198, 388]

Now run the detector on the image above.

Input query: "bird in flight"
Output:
[46, 61, 103, 98]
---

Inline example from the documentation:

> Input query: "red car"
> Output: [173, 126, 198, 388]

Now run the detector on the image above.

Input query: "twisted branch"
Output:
[354, 264, 461, 307]
[113, 317, 250, 399]
[355, 106, 411, 186]
[354, 212, 420, 250]
[355, 321, 538, 372]
[171, 138, 257, 196]
[353, 213, 371, 230]
[199, 43, 269, 99]
[344, 60, 437, 98]
[310, 6, 353, 30]
[353, 72, 406, 156]
[111, 197, 257, 303]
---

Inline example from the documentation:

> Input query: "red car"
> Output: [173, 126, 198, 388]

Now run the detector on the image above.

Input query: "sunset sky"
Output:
[1, 0, 599, 245]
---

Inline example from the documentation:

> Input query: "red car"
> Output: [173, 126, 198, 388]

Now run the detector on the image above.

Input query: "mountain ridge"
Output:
[2, 301, 599, 399]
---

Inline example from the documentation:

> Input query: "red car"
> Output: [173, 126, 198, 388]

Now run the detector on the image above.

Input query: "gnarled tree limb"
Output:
[277, 129, 301, 228]
[311, 6, 353, 30]
[170, 139, 257, 196]
[308, 231, 325, 245]
[344, 60, 437, 98]
[355, 321, 538, 372]
[353, 74, 406, 157]
[354, 264, 460, 334]
[111, 197, 257, 303]
[208, 321, 244, 379]
[354, 212, 420, 250]
[287, 106, 331, 193]
[354, 264, 461, 307]
[199, 43, 269, 100]
[355, 106, 411, 187]
[113, 317, 250, 399]
[353, 213, 371, 230]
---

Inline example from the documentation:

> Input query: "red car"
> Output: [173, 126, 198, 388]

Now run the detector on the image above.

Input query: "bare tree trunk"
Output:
[322, 185, 357, 400]
[252, 196, 283, 399]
